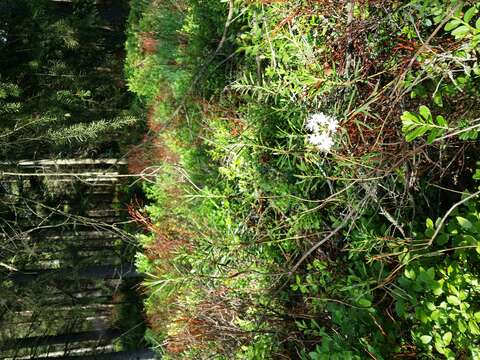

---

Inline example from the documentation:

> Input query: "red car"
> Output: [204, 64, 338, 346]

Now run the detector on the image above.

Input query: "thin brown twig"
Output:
[289, 207, 357, 274]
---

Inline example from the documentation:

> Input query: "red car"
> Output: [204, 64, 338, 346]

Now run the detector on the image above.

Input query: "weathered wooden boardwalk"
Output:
[0, 159, 154, 359]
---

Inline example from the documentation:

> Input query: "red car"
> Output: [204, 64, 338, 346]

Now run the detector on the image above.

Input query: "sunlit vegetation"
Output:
[2, 0, 479, 358]
[69, 0, 480, 358]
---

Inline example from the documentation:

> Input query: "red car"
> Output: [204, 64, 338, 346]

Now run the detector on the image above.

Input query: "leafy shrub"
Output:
[394, 196, 480, 359]
[125, 0, 480, 358]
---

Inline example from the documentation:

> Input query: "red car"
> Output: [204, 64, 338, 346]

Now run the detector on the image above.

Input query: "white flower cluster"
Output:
[304, 113, 338, 153]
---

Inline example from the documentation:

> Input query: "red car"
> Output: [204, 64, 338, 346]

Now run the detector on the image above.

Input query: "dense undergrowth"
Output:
[125, 0, 480, 358]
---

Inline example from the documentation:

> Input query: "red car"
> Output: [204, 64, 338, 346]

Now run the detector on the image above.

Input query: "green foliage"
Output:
[445, 3, 480, 43]
[401, 105, 449, 142]
[292, 256, 398, 359]
[0, 0, 133, 159]
[112, 279, 148, 351]
[46, 115, 137, 145]
[127, 0, 480, 358]
[394, 199, 480, 359]
[0, 82, 21, 115]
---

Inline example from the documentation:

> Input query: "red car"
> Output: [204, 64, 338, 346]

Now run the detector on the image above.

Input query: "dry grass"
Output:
[165, 287, 250, 356]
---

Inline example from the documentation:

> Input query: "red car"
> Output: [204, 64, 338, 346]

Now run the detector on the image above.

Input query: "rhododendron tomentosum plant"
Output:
[305, 113, 338, 153]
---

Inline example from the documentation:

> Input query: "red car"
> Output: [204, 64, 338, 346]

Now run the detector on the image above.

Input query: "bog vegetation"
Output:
[2, 0, 480, 359]
[125, 0, 480, 358]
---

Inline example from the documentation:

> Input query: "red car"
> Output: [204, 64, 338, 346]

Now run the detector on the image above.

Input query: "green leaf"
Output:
[435, 115, 448, 127]
[420, 335, 432, 344]
[472, 31, 480, 49]
[446, 295, 461, 306]
[473, 62, 480, 75]
[454, 6, 464, 17]
[456, 216, 473, 230]
[432, 280, 444, 296]
[433, 93, 443, 107]
[416, 307, 430, 323]
[469, 320, 480, 335]
[464, 7, 478, 24]
[358, 298, 372, 308]
[431, 309, 441, 321]
[451, 25, 471, 39]
[434, 339, 445, 354]
[426, 267, 435, 281]
[405, 268, 416, 280]
[425, 227, 434, 237]
[443, 332, 452, 346]
[427, 128, 442, 144]
[476, 17, 480, 29]
[405, 125, 429, 142]
[401, 111, 420, 124]
[401, 108, 448, 142]
[473, 169, 480, 180]
[444, 348, 455, 360]
[463, 234, 477, 245]
[436, 233, 449, 246]
[445, 19, 462, 31]
[426, 218, 434, 229]
[419, 105, 432, 122]
[448, 284, 459, 297]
